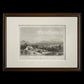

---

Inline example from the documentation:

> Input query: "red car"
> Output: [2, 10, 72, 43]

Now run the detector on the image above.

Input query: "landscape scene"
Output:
[20, 26, 65, 56]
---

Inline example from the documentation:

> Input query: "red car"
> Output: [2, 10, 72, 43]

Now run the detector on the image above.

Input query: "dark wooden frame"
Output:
[3, 13, 82, 72]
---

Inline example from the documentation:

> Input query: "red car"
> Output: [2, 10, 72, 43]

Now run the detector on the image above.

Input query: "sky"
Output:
[20, 26, 65, 43]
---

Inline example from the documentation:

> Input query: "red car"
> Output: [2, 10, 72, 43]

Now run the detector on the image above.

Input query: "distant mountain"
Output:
[38, 40, 63, 44]
[30, 40, 63, 47]
[20, 40, 63, 46]
[20, 40, 31, 45]
[20, 40, 26, 45]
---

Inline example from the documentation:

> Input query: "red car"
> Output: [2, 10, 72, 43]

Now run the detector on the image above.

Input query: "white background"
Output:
[7, 17, 77, 68]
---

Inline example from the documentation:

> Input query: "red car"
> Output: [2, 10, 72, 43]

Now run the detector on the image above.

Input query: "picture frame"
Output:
[3, 13, 82, 71]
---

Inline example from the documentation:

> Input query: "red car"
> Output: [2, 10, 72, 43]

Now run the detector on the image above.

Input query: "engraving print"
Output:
[20, 25, 65, 56]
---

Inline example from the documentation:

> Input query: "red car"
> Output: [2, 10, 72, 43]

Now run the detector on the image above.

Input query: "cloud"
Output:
[37, 30, 63, 35]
